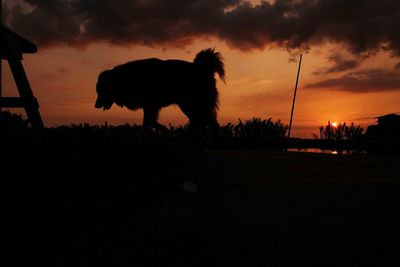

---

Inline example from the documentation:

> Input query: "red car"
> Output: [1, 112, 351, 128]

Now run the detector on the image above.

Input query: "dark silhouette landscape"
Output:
[2, 111, 400, 266]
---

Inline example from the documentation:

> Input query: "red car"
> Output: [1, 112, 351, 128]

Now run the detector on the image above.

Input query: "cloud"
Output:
[5, 0, 83, 47]
[313, 53, 362, 75]
[3, 0, 400, 58]
[304, 68, 400, 93]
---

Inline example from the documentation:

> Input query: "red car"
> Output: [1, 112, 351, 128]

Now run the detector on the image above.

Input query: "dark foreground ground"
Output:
[3, 138, 400, 266]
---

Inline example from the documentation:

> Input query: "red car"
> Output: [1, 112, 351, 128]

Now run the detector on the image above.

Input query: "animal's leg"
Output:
[182, 106, 218, 132]
[203, 110, 221, 145]
[178, 103, 200, 130]
[143, 107, 169, 134]
[205, 110, 219, 129]
[143, 107, 159, 132]
[155, 123, 169, 135]
[188, 109, 221, 147]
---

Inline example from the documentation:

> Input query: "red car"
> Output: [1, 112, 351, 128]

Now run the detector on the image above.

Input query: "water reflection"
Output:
[286, 148, 367, 155]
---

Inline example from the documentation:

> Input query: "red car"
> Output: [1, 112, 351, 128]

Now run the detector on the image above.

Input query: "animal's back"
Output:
[111, 58, 198, 108]
[113, 58, 193, 86]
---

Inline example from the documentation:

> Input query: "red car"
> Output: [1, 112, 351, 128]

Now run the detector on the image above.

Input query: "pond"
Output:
[286, 148, 367, 155]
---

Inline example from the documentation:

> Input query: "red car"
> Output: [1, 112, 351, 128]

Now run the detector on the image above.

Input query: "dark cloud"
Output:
[4, 0, 240, 47]
[313, 53, 361, 75]
[3, 0, 400, 58]
[304, 68, 400, 93]
[5, 0, 83, 46]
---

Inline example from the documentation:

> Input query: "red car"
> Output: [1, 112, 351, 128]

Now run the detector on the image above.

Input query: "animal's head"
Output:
[95, 70, 114, 111]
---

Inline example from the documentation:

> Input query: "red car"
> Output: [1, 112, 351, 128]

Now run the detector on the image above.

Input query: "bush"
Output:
[0, 111, 29, 130]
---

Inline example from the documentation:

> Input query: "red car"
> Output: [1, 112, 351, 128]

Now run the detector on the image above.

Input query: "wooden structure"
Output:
[376, 113, 400, 127]
[366, 113, 400, 138]
[0, 25, 44, 128]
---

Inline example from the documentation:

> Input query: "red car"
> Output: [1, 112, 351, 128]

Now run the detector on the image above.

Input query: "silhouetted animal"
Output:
[95, 48, 225, 133]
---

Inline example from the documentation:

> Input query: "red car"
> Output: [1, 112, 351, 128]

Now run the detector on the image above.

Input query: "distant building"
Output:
[377, 113, 400, 126]
[366, 113, 400, 138]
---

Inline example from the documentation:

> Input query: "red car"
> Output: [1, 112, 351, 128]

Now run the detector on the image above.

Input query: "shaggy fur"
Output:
[95, 48, 225, 132]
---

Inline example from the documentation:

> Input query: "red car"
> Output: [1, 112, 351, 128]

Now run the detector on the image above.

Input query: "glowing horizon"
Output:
[2, 41, 398, 138]
[2, 0, 400, 138]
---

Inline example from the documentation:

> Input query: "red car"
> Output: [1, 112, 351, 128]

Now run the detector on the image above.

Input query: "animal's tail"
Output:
[193, 48, 226, 83]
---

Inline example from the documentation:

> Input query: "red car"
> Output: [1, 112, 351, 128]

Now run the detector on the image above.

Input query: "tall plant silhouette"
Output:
[344, 123, 364, 141]
[218, 117, 288, 147]
[317, 121, 363, 141]
[170, 117, 288, 148]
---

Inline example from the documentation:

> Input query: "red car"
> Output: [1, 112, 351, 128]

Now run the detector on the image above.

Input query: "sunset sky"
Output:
[2, 0, 400, 137]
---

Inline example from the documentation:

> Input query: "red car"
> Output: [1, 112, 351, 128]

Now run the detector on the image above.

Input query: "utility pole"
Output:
[0, 0, 3, 106]
[287, 54, 302, 140]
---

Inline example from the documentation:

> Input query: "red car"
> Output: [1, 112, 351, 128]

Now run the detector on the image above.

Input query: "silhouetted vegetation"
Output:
[315, 121, 364, 141]
[0, 111, 41, 147]
[4, 111, 398, 153]
[287, 121, 366, 152]
[219, 117, 287, 148]
[1, 111, 288, 150]
[0, 110, 29, 130]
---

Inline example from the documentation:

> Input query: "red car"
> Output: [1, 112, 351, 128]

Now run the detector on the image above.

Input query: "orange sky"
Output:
[2, 40, 399, 138]
[2, 0, 400, 138]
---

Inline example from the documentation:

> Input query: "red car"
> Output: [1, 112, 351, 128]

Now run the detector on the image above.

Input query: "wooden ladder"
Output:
[0, 25, 44, 128]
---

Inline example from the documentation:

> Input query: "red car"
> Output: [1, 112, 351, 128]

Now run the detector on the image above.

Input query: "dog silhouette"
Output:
[95, 48, 225, 133]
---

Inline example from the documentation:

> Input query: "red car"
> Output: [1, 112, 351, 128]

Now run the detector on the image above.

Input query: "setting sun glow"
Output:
[2, 0, 399, 138]
[331, 122, 338, 127]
